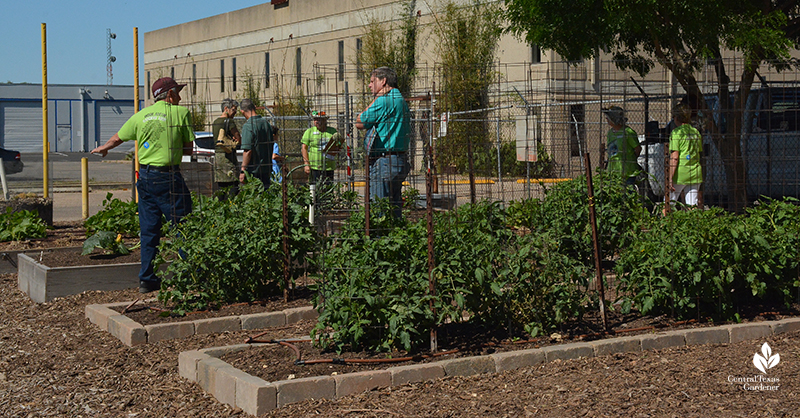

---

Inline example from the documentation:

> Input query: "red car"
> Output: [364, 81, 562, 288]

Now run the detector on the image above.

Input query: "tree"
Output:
[432, 0, 503, 173]
[505, 0, 800, 210]
[358, 0, 420, 97]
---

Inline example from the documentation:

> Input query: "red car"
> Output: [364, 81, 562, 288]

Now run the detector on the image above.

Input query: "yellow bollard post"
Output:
[41, 23, 50, 199]
[81, 158, 89, 219]
[133, 27, 140, 203]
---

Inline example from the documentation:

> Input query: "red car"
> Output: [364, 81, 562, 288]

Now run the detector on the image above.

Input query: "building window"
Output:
[264, 53, 270, 89]
[192, 64, 197, 96]
[146, 71, 151, 99]
[220, 59, 225, 93]
[295, 48, 302, 87]
[338, 41, 345, 81]
[232, 58, 237, 92]
[531, 44, 541, 64]
[569, 104, 585, 157]
[356, 38, 363, 79]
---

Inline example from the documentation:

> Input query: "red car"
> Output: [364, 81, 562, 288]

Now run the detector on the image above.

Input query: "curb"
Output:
[179, 317, 800, 416]
[86, 302, 318, 347]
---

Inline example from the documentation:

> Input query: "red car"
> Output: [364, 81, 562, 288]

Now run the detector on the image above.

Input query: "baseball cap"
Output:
[151, 77, 186, 97]
[311, 110, 328, 119]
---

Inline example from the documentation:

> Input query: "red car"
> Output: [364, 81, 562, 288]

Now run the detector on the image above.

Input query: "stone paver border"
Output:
[86, 301, 318, 347]
[179, 317, 800, 416]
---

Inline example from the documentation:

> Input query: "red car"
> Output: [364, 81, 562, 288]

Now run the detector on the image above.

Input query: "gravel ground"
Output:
[1, 269, 798, 417]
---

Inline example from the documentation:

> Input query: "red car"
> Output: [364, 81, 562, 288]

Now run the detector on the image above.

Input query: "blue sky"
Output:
[1, 1, 264, 86]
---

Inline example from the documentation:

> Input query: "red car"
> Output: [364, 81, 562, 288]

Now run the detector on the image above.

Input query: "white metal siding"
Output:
[2, 102, 43, 152]
[97, 102, 136, 153]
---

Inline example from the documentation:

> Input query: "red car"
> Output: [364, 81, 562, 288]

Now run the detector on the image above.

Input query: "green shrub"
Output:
[508, 170, 648, 265]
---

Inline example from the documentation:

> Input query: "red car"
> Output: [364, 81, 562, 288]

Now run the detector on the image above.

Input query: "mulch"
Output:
[1, 222, 799, 416]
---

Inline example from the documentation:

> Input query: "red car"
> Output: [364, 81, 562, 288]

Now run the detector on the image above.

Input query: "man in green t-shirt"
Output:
[238, 98, 273, 188]
[668, 105, 703, 207]
[603, 106, 641, 185]
[301, 110, 340, 184]
[90, 77, 194, 293]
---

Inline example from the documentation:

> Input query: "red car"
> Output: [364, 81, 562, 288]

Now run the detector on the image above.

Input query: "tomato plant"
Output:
[155, 181, 316, 314]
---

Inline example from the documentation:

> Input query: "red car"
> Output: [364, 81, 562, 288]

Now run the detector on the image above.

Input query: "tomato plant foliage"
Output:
[155, 181, 316, 314]
[314, 200, 592, 352]
[616, 198, 800, 319]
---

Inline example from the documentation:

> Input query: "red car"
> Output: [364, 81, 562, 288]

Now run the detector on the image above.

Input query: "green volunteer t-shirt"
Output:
[606, 126, 640, 178]
[117, 100, 194, 166]
[301, 126, 338, 171]
[359, 88, 410, 154]
[669, 123, 703, 185]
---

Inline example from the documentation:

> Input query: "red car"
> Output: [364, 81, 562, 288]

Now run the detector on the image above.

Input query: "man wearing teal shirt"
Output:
[90, 77, 194, 293]
[355, 67, 411, 218]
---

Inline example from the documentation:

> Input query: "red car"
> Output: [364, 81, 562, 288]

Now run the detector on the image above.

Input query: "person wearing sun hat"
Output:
[301, 110, 341, 184]
[603, 105, 641, 185]
[90, 76, 195, 294]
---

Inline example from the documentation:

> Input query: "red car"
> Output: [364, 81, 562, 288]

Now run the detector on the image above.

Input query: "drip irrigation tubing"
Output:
[244, 318, 706, 367]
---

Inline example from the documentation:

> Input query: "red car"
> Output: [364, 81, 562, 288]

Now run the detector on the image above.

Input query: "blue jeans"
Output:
[369, 154, 410, 218]
[137, 169, 192, 283]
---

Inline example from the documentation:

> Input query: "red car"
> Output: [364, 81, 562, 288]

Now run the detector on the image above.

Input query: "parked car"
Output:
[0, 147, 23, 175]
[182, 132, 244, 164]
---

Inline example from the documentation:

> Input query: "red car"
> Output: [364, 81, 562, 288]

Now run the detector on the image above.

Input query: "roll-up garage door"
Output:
[2, 102, 43, 152]
[96, 101, 136, 153]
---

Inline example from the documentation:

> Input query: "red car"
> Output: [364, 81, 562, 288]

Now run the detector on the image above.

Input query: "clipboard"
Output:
[323, 132, 344, 155]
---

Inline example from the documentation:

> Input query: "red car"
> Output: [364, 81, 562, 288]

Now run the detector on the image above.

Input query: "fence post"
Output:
[282, 172, 290, 303]
[365, 151, 370, 237]
[426, 105, 437, 353]
[584, 153, 607, 331]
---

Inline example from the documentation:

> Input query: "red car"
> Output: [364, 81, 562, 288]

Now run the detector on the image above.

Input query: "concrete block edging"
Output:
[179, 319, 788, 415]
[85, 301, 317, 346]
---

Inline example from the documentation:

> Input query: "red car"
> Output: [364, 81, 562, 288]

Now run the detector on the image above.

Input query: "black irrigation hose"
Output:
[245, 318, 702, 367]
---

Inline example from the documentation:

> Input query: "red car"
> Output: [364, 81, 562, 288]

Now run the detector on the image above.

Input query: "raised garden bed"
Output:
[178, 317, 800, 416]
[18, 247, 141, 303]
[85, 300, 318, 346]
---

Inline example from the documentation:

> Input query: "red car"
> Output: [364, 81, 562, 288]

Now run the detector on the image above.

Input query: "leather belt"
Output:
[140, 164, 180, 172]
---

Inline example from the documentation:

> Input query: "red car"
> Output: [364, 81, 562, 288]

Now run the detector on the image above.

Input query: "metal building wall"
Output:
[0, 84, 143, 153]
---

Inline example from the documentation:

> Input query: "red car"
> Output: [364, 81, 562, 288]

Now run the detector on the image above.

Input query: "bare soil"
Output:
[116, 286, 315, 325]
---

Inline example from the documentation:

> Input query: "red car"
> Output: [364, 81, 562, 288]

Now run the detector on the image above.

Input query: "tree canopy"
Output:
[504, 0, 800, 209]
